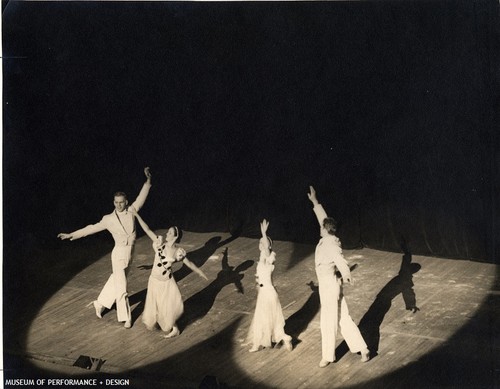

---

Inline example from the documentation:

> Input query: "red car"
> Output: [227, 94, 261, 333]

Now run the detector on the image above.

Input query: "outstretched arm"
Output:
[181, 252, 209, 280]
[307, 185, 319, 207]
[129, 208, 157, 242]
[259, 219, 271, 256]
[260, 219, 269, 239]
[58, 220, 106, 241]
[130, 167, 153, 212]
[308, 186, 328, 227]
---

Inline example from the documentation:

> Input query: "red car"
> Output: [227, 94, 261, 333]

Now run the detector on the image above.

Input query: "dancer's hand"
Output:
[57, 233, 73, 240]
[308, 186, 319, 205]
[144, 166, 152, 180]
[175, 247, 187, 260]
[260, 219, 269, 236]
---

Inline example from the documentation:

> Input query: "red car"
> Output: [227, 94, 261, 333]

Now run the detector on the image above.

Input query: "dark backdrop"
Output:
[3, 1, 499, 262]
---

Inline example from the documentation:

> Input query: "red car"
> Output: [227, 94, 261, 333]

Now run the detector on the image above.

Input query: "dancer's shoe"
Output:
[360, 348, 370, 362]
[163, 326, 180, 338]
[319, 359, 330, 368]
[93, 301, 104, 319]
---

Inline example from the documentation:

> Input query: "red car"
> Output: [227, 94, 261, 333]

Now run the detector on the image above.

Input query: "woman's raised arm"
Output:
[129, 208, 157, 242]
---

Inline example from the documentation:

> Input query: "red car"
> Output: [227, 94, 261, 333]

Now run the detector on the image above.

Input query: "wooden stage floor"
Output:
[3, 231, 499, 388]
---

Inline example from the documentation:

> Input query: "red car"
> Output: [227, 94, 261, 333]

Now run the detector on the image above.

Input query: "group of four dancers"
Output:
[58, 167, 370, 367]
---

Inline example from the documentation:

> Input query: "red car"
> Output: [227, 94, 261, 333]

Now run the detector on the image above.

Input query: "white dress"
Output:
[142, 242, 184, 331]
[248, 251, 291, 348]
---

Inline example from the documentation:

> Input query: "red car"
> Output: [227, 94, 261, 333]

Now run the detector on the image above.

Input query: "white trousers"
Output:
[317, 272, 367, 362]
[97, 246, 132, 322]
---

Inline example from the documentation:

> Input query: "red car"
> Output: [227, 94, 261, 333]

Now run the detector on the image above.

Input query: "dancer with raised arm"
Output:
[247, 219, 293, 353]
[57, 167, 152, 329]
[131, 209, 208, 338]
[307, 186, 370, 367]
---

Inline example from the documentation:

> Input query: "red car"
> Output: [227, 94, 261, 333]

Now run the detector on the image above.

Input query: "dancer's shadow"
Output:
[129, 289, 148, 324]
[175, 234, 239, 282]
[178, 248, 254, 332]
[284, 281, 320, 348]
[130, 234, 239, 323]
[352, 240, 421, 359]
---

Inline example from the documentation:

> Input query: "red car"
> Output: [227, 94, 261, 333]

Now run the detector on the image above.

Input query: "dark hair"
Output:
[171, 226, 183, 243]
[266, 236, 273, 250]
[323, 217, 337, 235]
[113, 191, 128, 200]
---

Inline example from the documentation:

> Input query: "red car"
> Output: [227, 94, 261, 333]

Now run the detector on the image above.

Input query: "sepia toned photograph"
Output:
[2, 1, 499, 388]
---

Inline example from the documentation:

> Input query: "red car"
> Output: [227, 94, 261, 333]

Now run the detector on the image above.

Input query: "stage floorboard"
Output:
[4, 231, 499, 388]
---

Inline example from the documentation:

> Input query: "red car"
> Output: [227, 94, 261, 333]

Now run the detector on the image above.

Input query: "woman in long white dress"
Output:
[131, 209, 208, 338]
[248, 219, 293, 352]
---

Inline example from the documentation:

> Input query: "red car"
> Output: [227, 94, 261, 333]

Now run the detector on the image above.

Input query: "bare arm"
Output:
[182, 257, 209, 280]
[129, 208, 157, 242]
[259, 219, 271, 257]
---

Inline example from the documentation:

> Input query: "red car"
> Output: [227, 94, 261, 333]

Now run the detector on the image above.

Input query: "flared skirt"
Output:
[142, 275, 184, 332]
[248, 286, 290, 347]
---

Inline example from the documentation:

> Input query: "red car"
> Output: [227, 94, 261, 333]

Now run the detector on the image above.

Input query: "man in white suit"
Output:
[58, 167, 152, 328]
[307, 186, 369, 367]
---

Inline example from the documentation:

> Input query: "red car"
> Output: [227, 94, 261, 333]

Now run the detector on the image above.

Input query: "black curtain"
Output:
[3, 1, 498, 262]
